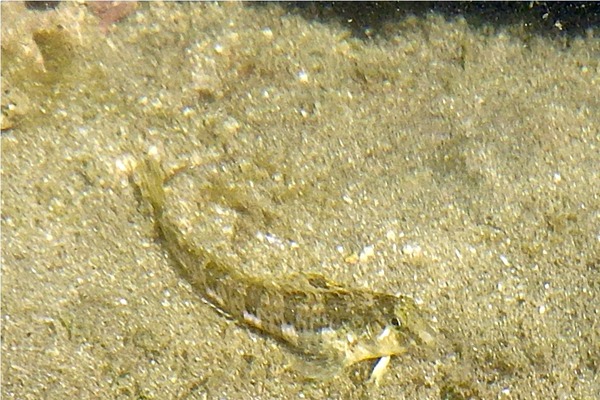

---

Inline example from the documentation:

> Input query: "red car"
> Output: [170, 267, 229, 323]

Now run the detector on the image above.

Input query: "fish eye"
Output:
[390, 317, 401, 327]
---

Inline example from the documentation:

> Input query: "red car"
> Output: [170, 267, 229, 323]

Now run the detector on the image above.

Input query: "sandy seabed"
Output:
[2, 2, 599, 399]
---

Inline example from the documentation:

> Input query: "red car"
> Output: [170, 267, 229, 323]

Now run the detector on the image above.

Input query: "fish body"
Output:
[135, 156, 434, 381]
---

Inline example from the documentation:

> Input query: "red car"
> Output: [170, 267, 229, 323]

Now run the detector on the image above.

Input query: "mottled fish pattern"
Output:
[134, 156, 435, 382]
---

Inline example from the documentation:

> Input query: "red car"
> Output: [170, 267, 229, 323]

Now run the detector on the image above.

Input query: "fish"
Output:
[133, 153, 435, 383]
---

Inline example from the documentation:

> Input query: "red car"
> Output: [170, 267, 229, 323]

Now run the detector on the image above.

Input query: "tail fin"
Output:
[136, 156, 166, 218]
[133, 153, 187, 252]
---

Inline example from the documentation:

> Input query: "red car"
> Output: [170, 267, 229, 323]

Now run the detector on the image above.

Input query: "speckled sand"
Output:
[2, 3, 599, 399]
